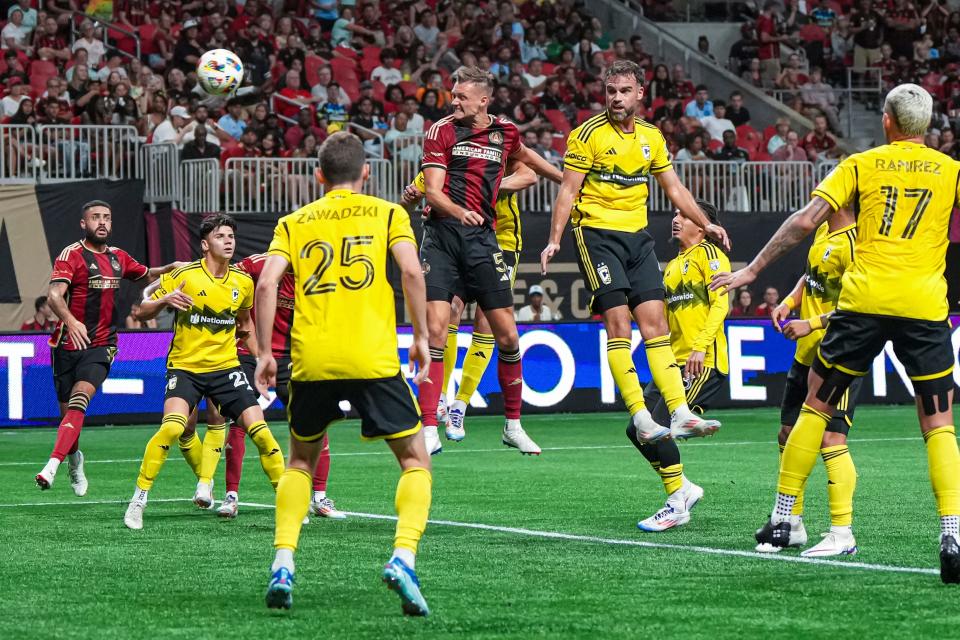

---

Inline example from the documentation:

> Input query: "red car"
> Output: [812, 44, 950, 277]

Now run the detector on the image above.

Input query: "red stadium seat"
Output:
[649, 96, 665, 113]
[371, 80, 386, 102]
[340, 76, 360, 102]
[798, 24, 827, 44]
[330, 57, 359, 84]
[398, 80, 418, 97]
[551, 135, 566, 155]
[736, 124, 762, 155]
[576, 109, 597, 123]
[543, 109, 571, 136]
[762, 125, 778, 144]
[360, 46, 382, 76]
[542, 62, 556, 75]
[707, 139, 723, 152]
[138, 24, 158, 55]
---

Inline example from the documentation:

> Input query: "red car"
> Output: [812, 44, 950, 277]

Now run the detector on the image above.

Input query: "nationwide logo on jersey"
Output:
[595, 164, 649, 187]
[597, 262, 611, 285]
[641, 144, 651, 160]
[181, 306, 238, 333]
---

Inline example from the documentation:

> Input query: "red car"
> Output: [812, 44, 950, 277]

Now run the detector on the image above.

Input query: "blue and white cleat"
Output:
[445, 407, 466, 442]
[382, 557, 429, 616]
[265, 567, 294, 609]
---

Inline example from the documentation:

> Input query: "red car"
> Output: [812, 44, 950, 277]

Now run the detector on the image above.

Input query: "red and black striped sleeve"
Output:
[50, 244, 81, 285]
[114, 247, 149, 281]
[422, 118, 453, 170]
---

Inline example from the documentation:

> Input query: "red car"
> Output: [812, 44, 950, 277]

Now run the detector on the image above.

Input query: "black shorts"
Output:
[165, 366, 259, 422]
[287, 373, 421, 442]
[421, 218, 513, 311]
[815, 311, 955, 386]
[781, 359, 863, 435]
[52, 346, 116, 402]
[239, 354, 292, 406]
[572, 226, 664, 314]
[645, 366, 726, 426]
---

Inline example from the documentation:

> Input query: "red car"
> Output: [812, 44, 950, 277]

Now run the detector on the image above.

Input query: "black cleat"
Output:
[754, 518, 792, 553]
[940, 534, 960, 584]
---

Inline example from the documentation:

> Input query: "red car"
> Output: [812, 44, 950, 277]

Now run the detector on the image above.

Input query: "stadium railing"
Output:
[0, 125, 40, 184]
[140, 142, 179, 205]
[38, 125, 140, 182]
[178, 158, 221, 214]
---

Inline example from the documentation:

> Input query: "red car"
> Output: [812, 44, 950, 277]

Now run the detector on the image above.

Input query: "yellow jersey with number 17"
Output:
[267, 189, 417, 381]
[563, 112, 672, 233]
[812, 140, 960, 321]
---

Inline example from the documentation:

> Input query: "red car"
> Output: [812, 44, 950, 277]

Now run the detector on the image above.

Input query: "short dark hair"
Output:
[713, 99, 726, 109]
[730, 91, 742, 99]
[380, 47, 396, 62]
[695, 199, 720, 225]
[81, 199, 111, 217]
[199, 213, 237, 240]
[319, 131, 366, 185]
[34, 295, 47, 312]
[602, 59, 644, 84]
[696, 84, 709, 92]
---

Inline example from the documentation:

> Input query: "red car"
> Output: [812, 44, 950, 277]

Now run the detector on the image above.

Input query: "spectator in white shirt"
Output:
[2, 9, 30, 53]
[151, 106, 190, 145]
[522, 58, 547, 95]
[766, 117, 791, 155]
[675, 134, 709, 161]
[701, 101, 736, 141]
[310, 65, 351, 108]
[401, 96, 424, 134]
[1, 81, 28, 117]
[371, 48, 403, 86]
[73, 21, 106, 68]
[516, 285, 559, 322]
[9, 0, 36, 35]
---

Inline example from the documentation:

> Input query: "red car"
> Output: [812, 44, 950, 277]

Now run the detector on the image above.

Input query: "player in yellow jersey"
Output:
[401, 161, 538, 451]
[632, 200, 729, 532]
[122, 214, 285, 530]
[761, 207, 861, 557]
[713, 84, 960, 582]
[542, 59, 730, 447]
[255, 133, 433, 614]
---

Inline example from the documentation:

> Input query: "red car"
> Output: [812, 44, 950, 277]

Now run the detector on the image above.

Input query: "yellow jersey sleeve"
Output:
[151, 271, 175, 300]
[563, 131, 593, 174]
[387, 206, 417, 249]
[267, 219, 292, 260]
[238, 276, 254, 310]
[690, 246, 730, 354]
[649, 128, 672, 174]
[413, 171, 426, 194]
[812, 156, 857, 211]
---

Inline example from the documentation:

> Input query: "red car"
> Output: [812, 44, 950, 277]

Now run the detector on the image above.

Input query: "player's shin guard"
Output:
[225, 424, 246, 493]
[607, 338, 645, 414]
[497, 348, 522, 420]
[418, 348, 446, 427]
[51, 391, 90, 461]
[178, 432, 202, 479]
[821, 445, 856, 527]
[274, 468, 312, 551]
[247, 421, 284, 488]
[199, 423, 226, 484]
[313, 434, 330, 492]
[394, 467, 432, 554]
[442, 324, 459, 396]
[645, 336, 686, 413]
[775, 405, 830, 518]
[924, 426, 960, 519]
[136, 413, 188, 490]
[454, 333, 494, 405]
[779, 444, 806, 516]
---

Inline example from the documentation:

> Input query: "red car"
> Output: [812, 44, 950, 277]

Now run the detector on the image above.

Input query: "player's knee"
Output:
[821, 430, 847, 447]
[159, 414, 188, 441]
[914, 376, 953, 419]
[495, 329, 519, 351]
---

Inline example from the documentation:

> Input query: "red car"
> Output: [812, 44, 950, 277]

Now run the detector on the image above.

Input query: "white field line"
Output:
[0, 496, 938, 576]
[0, 437, 923, 468]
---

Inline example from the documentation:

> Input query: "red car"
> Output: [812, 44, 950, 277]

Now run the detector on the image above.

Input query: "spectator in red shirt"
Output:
[21, 296, 57, 332]
[772, 130, 808, 161]
[730, 288, 755, 317]
[277, 69, 319, 121]
[671, 64, 695, 102]
[754, 287, 780, 317]
[802, 114, 842, 161]
[284, 107, 327, 149]
[758, 1, 792, 87]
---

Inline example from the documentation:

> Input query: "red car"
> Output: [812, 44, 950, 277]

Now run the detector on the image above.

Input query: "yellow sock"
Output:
[137, 413, 187, 490]
[658, 463, 684, 495]
[248, 420, 285, 488]
[924, 425, 960, 517]
[778, 405, 830, 497]
[454, 332, 494, 405]
[442, 324, 458, 396]
[199, 423, 226, 484]
[606, 338, 645, 414]
[178, 431, 202, 479]
[274, 468, 312, 551]
[394, 467, 432, 554]
[779, 444, 805, 515]
[645, 336, 686, 413]
[821, 444, 857, 527]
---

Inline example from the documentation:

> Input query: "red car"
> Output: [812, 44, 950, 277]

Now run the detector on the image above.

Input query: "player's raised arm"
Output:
[138, 275, 193, 320]
[254, 253, 289, 396]
[541, 167, 586, 274]
[145, 260, 187, 281]
[710, 195, 834, 293]
[499, 161, 537, 194]
[423, 166, 483, 225]
[511, 143, 563, 184]
[391, 239, 430, 385]
[655, 169, 731, 251]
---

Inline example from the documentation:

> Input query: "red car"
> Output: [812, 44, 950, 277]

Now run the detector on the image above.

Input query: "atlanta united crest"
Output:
[489, 130, 503, 145]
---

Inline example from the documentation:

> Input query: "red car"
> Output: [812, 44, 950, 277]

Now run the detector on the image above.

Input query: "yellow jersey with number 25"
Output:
[812, 140, 960, 321]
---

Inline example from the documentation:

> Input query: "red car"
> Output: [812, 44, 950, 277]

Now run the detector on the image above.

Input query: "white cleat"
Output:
[436, 396, 448, 426]
[755, 515, 808, 553]
[632, 409, 671, 444]
[193, 480, 215, 510]
[124, 501, 144, 530]
[67, 451, 88, 497]
[638, 491, 690, 532]
[669, 407, 721, 440]
[310, 497, 347, 520]
[445, 406, 466, 442]
[423, 425, 442, 456]
[217, 494, 239, 519]
[502, 421, 541, 455]
[35, 466, 56, 491]
[680, 479, 704, 512]
[801, 529, 858, 557]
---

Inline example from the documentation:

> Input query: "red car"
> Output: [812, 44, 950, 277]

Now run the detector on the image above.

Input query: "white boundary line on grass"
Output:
[0, 436, 923, 467]
[0, 496, 938, 577]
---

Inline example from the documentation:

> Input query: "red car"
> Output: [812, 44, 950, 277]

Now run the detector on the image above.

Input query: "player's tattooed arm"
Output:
[710, 196, 833, 292]
[145, 261, 188, 281]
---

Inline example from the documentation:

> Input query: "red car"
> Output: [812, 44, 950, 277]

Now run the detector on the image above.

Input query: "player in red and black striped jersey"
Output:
[417, 66, 562, 456]
[36, 200, 181, 494]
[215, 253, 345, 520]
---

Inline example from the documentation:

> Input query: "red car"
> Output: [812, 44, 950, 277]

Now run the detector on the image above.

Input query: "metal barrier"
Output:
[0, 125, 38, 184]
[517, 160, 562, 214]
[140, 143, 179, 204]
[38, 125, 140, 182]
[179, 159, 221, 214]
[386, 134, 423, 192]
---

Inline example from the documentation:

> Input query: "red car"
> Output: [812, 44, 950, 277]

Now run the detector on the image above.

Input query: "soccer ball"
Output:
[196, 49, 244, 96]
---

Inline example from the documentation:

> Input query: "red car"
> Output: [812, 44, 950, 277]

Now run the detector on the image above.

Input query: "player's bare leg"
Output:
[484, 306, 540, 455]
[418, 300, 454, 456]
[37, 381, 97, 494]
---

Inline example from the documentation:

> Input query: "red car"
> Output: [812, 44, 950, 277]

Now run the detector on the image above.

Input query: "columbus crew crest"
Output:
[641, 144, 651, 160]
[167, 375, 178, 390]
[597, 262, 612, 285]
[822, 248, 832, 262]
[682, 260, 689, 275]
[232, 288, 239, 302]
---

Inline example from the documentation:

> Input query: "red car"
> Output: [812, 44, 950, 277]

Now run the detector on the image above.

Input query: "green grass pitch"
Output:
[2, 406, 960, 638]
